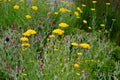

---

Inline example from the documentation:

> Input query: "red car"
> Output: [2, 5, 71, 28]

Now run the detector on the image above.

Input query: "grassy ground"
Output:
[0, 0, 120, 80]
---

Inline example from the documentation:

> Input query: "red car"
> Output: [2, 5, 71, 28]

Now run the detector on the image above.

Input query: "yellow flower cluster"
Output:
[20, 37, 29, 42]
[23, 29, 37, 36]
[25, 15, 31, 19]
[83, 20, 87, 24]
[13, 4, 19, 10]
[106, 3, 110, 6]
[59, 22, 69, 28]
[92, 1, 97, 4]
[74, 63, 79, 68]
[80, 43, 90, 49]
[71, 42, 78, 47]
[52, 29, 64, 35]
[59, 7, 71, 13]
[54, 12, 58, 15]
[74, 11, 80, 18]
[22, 43, 30, 47]
[31, 6, 38, 11]
[20, 29, 37, 48]
[77, 7, 83, 13]
[49, 34, 55, 38]
[71, 42, 90, 49]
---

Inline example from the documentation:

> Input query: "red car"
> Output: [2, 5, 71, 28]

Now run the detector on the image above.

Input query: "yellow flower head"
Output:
[20, 37, 29, 42]
[13, 4, 19, 10]
[59, 22, 69, 28]
[59, 7, 66, 13]
[31, 6, 38, 11]
[100, 24, 105, 27]
[22, 73, 27, 77]
[52, 29, 64, 35]
[54, 12, 58, 15]
[83, 20, 87, 24]
[106, 3, 110, 6]
[74, 11, 80, 18]
[88, 26, 92, 29]
[71, 42, 78, 47]
[22, 43, 30, 47]
[74, 63, 79, 68]
[80, 43, 90, 49]
[82, 4, 86, 7]
[77, 52, 83, 56]
[92, 1, 97, 4]
[49, 34, 55, 38]
[23, 29, 37, 36]
[91, 8, 95, 11]
[76, 73, 80, 76]
[25, 15, 31, 19]
[77, 7, 83, 13]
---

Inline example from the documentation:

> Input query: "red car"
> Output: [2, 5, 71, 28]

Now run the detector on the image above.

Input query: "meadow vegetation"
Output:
[0, 0, 120, 80]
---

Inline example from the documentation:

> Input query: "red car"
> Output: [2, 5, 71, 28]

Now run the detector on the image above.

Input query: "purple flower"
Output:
[84, 73, 88, 76]
[5, 37, 10, 42]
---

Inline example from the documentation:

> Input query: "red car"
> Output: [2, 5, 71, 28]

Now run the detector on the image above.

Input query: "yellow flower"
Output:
[82, 4, 86, 7]
[71, 42, 78, 47]
[20, 37, 29, 42]
[92, 1, 97, 4]
[98, 30, 101, 32]
[31, 6, 38, 11]
[22, 43, 30, 47]
[22, 73, 27, 77]
[80, 43, 90, 49]
[59, 22, 69, 28]
[74, 63, 79, 68]
[59, 7, 66, 13]
[77, 7, 83, 13]
[54, 12, 58, 15]
[13, 5, 19, 10]
[74, 11, 80, 18]
[76, 73, 80, 76]
[88, 26, 92, 29]
[23, 32, 31, 37]
[49, 34, 55, 38]
[91, 8, 95, 11]
[25, 15, 31, 19]
[83, 20, 87, 24]
[23, 29, 37, 36]
[77, 52, 83, 56]
[100, 24, 105, 27]
[106, 3, 110, 6]
[52, 29, 64, 35]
